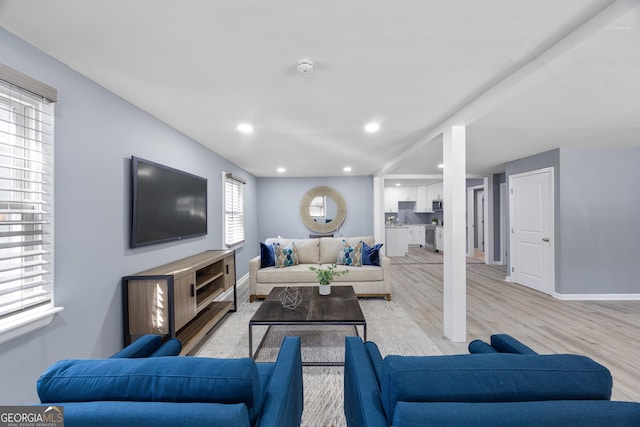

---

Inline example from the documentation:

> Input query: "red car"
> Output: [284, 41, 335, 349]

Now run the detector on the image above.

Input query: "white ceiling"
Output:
[1, 0, 639, 178]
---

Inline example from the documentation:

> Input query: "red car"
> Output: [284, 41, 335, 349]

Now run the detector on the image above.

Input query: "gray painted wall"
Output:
[558, 147, 640, 294]
[505, 147, 639, 295]
[0, 28, 258, 404]
[256, 176, 373, 243]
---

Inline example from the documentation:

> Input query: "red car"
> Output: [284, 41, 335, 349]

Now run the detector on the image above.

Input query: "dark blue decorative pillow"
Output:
[260, 242, 276, 268]
[362, 243, 383, 266]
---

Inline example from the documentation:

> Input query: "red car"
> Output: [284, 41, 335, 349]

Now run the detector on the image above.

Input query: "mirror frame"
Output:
[300, 186, 347, 234]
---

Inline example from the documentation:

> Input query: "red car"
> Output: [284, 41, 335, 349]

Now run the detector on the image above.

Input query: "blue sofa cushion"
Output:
[110, 334, 163, 358]
[468, 339, 499, 354]
[260, 242, 276, 268]
[38, 356, 263, 424]
[491, 334, 538, 354]
[362, 243, 383, 266]
[41, 401, 250, 427]
[380, 353, 612, 421]
[149, 338, 182, 357]
[392, 400, 640, 427]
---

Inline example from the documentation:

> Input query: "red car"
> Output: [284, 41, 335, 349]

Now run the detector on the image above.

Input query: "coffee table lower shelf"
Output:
[248, 321, 367, 366]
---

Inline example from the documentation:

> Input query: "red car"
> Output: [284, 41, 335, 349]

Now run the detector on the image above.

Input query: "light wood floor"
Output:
[390, 247, 640, 402]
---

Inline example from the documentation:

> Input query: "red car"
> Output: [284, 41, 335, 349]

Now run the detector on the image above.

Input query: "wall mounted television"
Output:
[130, 156, 207, 248]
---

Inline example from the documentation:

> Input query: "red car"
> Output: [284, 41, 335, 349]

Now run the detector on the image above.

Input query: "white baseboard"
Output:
[502, 276, 640, 300]
[553, 292, 640, 301]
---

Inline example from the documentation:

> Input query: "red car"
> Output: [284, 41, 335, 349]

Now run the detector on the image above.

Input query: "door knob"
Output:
[542, 237, 549, 242]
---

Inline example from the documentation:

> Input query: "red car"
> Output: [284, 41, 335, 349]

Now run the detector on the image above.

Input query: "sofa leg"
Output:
[249, 295, 256, 302]
[386, 294, 392, 301]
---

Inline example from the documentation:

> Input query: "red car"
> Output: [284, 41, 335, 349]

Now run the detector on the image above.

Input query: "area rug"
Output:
[196, 297, 442, 427]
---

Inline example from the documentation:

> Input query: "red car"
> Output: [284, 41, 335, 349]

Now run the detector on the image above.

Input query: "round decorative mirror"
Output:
[300, 186, 347, 234]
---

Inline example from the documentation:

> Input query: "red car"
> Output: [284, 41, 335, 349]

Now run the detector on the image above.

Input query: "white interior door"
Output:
[509, 168, 554, 295]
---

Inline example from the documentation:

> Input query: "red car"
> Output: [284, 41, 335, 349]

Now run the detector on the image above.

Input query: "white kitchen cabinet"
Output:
[386, 226, 408, 256]
[384, 187, 399, 212]
[427, 182, 444, 208]
[385, 186, 417, 212]
[416, 185, 428, 212]
[407, 225, 426, 246]
[396, 186, 417, 202]
[435, 226, 444, 252]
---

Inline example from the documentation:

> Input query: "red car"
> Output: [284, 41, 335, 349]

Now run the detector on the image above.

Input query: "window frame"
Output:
[223, 172, 246, 248]
[0, 64, 61, 345]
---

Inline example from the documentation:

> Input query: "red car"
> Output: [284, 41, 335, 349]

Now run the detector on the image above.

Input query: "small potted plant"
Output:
[309, 264, 348, 295]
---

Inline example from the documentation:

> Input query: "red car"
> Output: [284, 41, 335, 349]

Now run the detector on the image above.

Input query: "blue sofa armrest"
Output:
[468, 334, 538, 355]
[110, 334, 163, 358]
[468, 339, 499, 354]
[256, 336, 304, 427]
[343, 336, 388, 427]
[490, 334, 537, 354]
[110, 335, 182, 358]
[150, 338, 182, 356]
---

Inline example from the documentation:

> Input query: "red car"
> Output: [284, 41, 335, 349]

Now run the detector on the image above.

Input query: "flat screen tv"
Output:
[130, 156, 207, 248]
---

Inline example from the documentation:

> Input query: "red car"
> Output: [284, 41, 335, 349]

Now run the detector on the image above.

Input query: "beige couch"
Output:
[249, 236, 391, 301]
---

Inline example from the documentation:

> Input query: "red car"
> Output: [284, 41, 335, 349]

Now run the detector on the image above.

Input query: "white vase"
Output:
[319, 284, 331, 295]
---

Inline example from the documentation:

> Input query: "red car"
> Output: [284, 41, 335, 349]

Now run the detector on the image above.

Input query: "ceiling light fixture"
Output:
[237, 123, 253, 134]
[343, 166, 352, 172]
[277, 167, 286, 173]
[395, 183, 401, 187]
[438, 163, 444, 169]
[364, 122, 380, 133]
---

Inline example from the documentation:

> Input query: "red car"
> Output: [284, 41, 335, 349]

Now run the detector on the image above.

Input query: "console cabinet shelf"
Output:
[122, 250, 236, 355]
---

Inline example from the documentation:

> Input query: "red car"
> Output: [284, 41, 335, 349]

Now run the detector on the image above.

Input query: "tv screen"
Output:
[130, 156, 207, 248]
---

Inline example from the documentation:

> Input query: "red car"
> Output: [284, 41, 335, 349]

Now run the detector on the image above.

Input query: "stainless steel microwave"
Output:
[432, 200, 443, 211]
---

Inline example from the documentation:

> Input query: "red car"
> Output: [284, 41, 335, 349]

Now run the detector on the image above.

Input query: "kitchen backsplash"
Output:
[385, 209, 442, 225]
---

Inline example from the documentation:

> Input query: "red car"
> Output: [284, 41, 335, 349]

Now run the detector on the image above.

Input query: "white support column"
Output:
[373, 176, 385, 245]
[443, 125, 467, 342]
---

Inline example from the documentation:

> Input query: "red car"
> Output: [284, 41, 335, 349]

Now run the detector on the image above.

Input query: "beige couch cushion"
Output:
[321, 264, 385, 281]
[319, 236, 375, 264]
[256, 264, 318, 283]
[265, 238, 319, 264]
[257, 263, 384, 284]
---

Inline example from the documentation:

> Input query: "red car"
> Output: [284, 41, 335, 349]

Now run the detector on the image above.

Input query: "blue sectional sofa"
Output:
[37, 336, 303, 427]
[344, 335, 640, 427]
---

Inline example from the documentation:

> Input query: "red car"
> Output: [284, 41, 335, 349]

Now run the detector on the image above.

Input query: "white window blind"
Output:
[224, 173, 245, 247]
[0, 66, 57, 339]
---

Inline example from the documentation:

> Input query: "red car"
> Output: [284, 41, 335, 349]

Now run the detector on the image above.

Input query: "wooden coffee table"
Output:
[248, 285, 366, 366]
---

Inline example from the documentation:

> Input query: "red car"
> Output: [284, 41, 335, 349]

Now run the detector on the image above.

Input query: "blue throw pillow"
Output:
[362, 243, 383, 266]
[260, 242, 275, 268]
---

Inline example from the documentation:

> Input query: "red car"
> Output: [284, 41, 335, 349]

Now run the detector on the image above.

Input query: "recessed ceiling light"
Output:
[364, 122, 380, 133]
[343, 166, 352, 172]
[438, 163, 444, 169]
[277, 167, 286, 173]
[237, 123, 253, 134]
[395, 183, 401, 187]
